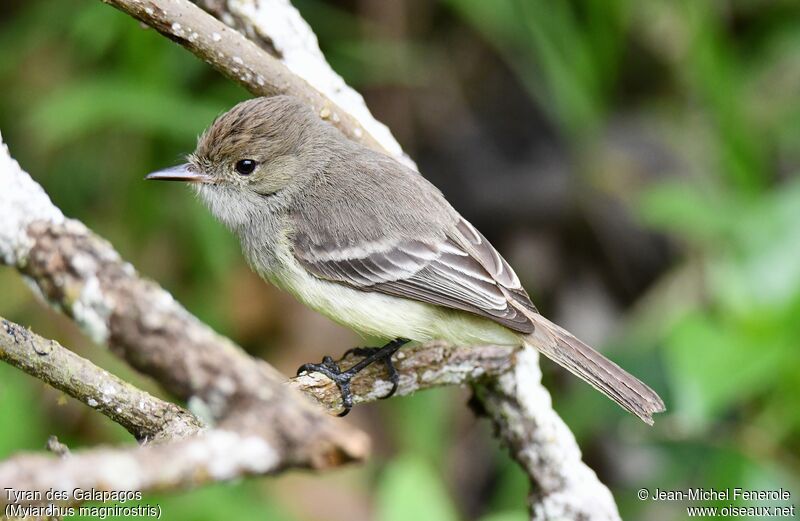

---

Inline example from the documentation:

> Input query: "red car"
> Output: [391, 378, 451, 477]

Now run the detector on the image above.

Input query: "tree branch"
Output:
[0, 132, 369, 477]
[288, 344, 621, 520]
[479, 347, 621, 520]
[290, 342, 517, 413]
[0, 316, 203, 442]
[0, 430, 285, 509]
[100, 0, 413, 167]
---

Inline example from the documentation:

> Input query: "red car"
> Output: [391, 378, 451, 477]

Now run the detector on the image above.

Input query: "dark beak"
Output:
[145, 164, 213, 184]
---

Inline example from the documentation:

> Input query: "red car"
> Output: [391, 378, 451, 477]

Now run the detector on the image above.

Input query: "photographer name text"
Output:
[645, 487, 791, 502]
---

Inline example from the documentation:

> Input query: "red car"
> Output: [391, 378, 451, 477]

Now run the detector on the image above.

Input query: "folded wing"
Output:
[292, 216, 536, 333]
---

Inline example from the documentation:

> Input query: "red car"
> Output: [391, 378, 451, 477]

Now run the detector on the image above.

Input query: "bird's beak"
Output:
[145, 164, 214, 184]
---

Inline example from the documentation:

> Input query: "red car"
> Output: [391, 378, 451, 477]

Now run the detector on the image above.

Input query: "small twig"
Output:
[0, 317, 203, 442]
[45, 436, 70, 458]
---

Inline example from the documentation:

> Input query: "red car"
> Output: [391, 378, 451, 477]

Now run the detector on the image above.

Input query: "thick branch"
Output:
[200, 0, 414, 168]
[0, 132, 369, 473]
[100, 0, 411, 164]
[289, 343, 621, 520]
[0, 430, 283, 508]
[479, 348, 621, 521]
[290, 342, 517, 413]
[0, 317, 203, 442]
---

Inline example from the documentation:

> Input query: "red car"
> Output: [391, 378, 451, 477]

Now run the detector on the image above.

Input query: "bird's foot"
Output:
[297, 338, 409, 416]
[342, 346, 402, 400]
[297, 355, 357, 416]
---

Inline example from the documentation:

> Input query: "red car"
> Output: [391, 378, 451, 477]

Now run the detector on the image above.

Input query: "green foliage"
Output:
[389, 389, 453, 464]
[29, 78, 225, 148]
[377, 454, 460, 521]
[71, 482, 298, 521]
[447, 0, 800, 518]
[447, 0, 629, 139]
[642, 179, 800, 440]
[0, 365, 49, 459]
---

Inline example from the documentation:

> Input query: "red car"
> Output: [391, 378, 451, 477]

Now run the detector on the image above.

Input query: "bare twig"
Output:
[0, 316, 203, 442]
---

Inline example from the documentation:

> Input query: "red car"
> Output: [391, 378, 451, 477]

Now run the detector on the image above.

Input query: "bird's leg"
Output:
[342, 339, 408, 398]
[297, 338, 409, 416]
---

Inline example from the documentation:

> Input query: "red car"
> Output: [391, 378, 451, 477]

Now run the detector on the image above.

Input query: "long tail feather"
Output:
[524, 314, 665, 425]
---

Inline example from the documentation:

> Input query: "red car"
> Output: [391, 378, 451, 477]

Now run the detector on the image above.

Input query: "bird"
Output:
[146, 95, 665, 423]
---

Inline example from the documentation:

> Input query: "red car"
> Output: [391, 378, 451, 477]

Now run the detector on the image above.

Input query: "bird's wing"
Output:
[292, 216, 537, 334]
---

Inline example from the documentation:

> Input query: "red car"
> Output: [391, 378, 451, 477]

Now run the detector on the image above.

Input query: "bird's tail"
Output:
[523, 313, 665, 425]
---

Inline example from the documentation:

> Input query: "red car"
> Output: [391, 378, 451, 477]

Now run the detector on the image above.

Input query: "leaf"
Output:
[713, 180, 800, 312]
[637, 181, 734, 242]
[0, 365, 49, 459]
[377, 455, 460, 521]
[664, 313, 786, 426]
[28, 78, 230, 148]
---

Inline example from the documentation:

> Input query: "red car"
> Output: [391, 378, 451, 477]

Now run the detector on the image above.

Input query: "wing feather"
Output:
[292, 216, 537, 334]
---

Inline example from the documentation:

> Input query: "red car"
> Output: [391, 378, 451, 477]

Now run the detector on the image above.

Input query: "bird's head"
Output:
[146, 95, 331, 229]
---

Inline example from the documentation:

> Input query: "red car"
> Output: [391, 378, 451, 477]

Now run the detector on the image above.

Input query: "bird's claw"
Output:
[342, 347, 399, 400]
[296, 356, 358, 416]
[296, 339, 408, 415]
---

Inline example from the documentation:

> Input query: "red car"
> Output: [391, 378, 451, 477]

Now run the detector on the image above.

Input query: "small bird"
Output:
[147, 96, 665, 423]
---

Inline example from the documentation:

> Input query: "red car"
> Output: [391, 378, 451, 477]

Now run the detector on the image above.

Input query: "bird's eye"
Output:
[235, 159, 257, 175]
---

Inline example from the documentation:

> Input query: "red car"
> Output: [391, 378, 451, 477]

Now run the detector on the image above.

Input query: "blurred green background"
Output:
[1, 0, 799, 519]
